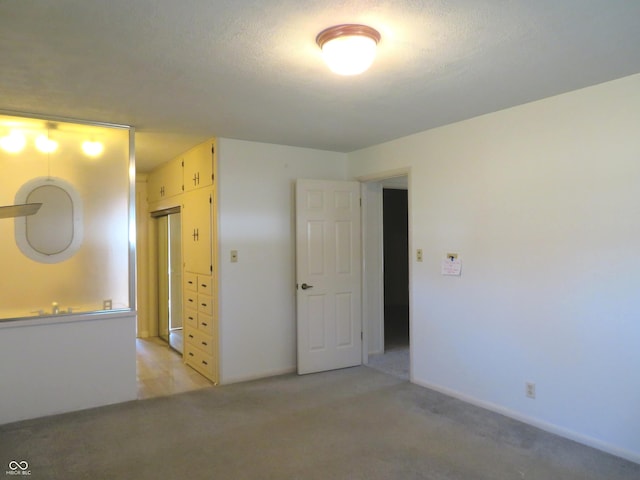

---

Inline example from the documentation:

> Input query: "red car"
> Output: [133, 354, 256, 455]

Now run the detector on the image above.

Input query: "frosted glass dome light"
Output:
[316, 24, 381, 76]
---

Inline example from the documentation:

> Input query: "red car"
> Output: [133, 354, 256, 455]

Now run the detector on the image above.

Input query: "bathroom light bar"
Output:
[0, 131, 104, 157]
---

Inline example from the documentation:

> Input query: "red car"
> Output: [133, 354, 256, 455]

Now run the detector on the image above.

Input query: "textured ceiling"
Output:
[1, 0, 639, 172]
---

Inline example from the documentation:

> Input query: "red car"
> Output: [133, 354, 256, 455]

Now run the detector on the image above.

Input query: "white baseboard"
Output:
[221, 366, 297, 385]
[411, 378, 640, 465]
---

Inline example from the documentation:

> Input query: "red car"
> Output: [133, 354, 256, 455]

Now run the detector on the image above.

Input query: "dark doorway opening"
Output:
[383, 188, 409, 351]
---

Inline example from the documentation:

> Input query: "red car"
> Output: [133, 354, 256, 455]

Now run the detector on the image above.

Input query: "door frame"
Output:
[358, 168, 412, 379]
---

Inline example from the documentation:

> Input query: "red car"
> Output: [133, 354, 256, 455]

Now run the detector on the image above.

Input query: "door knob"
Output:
[300, 283, 313, 290]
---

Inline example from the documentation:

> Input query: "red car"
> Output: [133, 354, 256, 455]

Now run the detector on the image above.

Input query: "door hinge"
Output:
[359, 197, 362, 207]
[361, 331, 363, 340]
[211, 145, 215, 154]
[181, 160, 184, 167]
[209, 194, 212, 204]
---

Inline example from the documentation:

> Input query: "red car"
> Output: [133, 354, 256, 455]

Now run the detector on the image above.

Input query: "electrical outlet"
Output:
[525, 382, 536, 399]
[417, 249, 423, 262]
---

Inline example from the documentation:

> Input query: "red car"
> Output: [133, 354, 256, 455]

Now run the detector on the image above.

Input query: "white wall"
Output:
[348, 74, 640, 462]
[217, 139, 347, 383]
[362, 181, 384, 355]
[135, 175, 151, 337]
[0, 313, 137, 424]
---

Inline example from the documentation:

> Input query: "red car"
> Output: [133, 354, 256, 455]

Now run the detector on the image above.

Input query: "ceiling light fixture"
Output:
[316, 24, 381, 76]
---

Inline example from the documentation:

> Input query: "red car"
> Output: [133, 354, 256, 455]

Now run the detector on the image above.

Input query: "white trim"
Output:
[359, 168, 412, 375]
[221, 367, 297, 385]
[356, 167, 411, 184]
[0, 309, 136, 330]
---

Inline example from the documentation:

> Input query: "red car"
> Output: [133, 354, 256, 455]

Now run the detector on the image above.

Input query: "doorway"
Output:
[153, 208, 183, 353]
[362, 174, 410, 380]
[383, 188, 410, 351]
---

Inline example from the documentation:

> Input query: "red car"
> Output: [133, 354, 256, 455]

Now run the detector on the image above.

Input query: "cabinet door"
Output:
[148, 157, 183, 202]
[183, 141, 214, 192]
[182, 188, 212, 275]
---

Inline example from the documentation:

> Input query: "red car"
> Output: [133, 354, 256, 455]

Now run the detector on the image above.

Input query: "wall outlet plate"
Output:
[526, 382, 536, 399]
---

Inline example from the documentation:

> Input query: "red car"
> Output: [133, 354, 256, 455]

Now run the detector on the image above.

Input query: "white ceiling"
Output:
[1, 1, 639, 172]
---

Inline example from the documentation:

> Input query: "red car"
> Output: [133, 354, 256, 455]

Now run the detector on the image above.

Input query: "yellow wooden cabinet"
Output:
[148, 156, 183, 204]
[183, 272, 218, 382]
[183, 139, 215, 192]
[182, 187, 213, 276]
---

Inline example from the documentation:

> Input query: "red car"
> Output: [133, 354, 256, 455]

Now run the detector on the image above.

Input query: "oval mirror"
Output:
[14, 177, 83, 263]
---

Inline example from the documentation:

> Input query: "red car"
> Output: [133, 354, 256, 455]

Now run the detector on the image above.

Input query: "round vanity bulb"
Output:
[0, 131, 27, 153]
[321, 34, 378, 75]
[82, 140, 104, 157]
[35, 135, 58, 154]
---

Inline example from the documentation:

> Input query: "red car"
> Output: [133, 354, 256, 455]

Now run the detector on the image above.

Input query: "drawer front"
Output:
[184, 345, 214, 379]
[184, 308, 198, 329]
[185, 327, 215, 356]
[198, 312, 214, 335]
[184, 272, 198, 292]
[198, 275, 213, 296]
[185, 292, 197, 309]
[198, 294, 214, 316]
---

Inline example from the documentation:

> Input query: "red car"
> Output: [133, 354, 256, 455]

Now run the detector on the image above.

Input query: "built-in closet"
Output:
[147, 138, 219, 384]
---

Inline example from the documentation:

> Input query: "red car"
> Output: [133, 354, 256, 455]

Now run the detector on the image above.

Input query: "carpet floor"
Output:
[1, 366, 638, 479]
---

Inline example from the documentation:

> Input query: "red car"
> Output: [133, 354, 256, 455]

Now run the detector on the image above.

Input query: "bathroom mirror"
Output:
[15, 177, 83, 263]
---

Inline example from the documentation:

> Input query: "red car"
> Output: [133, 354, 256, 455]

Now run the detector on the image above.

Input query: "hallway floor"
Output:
[367, 304, 411, 379]
[136, 337, 212, 399]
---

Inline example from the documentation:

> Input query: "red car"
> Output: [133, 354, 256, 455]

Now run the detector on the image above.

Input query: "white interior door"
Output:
[296, 179, 362, 374]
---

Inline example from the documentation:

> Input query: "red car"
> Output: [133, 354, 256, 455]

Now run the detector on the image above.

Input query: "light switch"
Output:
[230, 250, 238, 263]
[416, 249, 423, 262]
